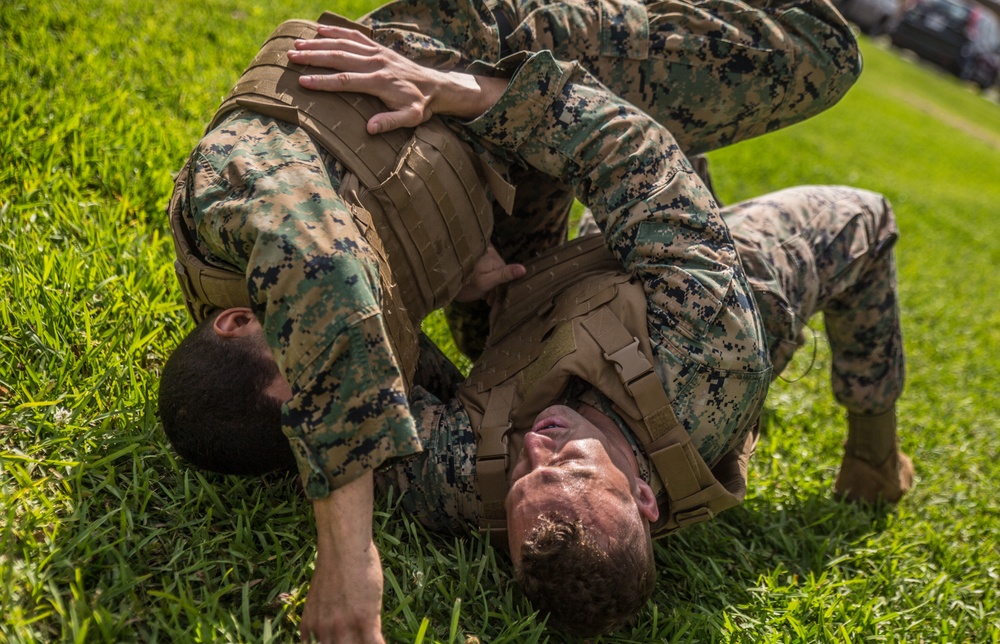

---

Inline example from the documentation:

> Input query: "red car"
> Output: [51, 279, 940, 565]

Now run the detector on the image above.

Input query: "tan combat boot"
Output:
[833, 408, 914, 504]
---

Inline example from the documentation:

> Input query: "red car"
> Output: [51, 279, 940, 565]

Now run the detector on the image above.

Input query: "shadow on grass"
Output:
[111, 433, 904, 642]
[636, 486, 903, 641]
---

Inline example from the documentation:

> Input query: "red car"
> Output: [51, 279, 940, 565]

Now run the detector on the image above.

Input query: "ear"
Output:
[633, 479, 660, 522]
[213, 307, 260, 338]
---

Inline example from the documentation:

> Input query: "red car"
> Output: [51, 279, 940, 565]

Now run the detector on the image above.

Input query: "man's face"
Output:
[504, 403, 655, 562]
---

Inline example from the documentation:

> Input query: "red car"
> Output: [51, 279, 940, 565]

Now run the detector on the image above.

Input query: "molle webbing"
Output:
[169, 12, 515, 384]
[461, 235, 742, 540]
[209, 13, 509, 321]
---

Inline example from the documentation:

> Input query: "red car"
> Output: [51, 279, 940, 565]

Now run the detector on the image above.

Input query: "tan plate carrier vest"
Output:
[167, 12, 515, 385]
[458, 234, 750, 541]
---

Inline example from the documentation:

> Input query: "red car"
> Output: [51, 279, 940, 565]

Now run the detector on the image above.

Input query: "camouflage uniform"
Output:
[366, 0, 860, 157]
[380, 184, 905, 532]
[727, 186, 904, 414]
[366, 0, 862, 262]
[372, 50, 767, 527]
[176, 0, 860, 499]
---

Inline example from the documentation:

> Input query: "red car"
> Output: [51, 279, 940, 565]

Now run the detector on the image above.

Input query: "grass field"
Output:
[2, 1, 1000, 641]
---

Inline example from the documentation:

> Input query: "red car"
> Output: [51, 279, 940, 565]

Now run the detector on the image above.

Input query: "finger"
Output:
[314, 24, 379, 47]
[297, 72, 418, 116]
[293, 37, 378, 57]
[299, 72, 360, 93]
[368, 108, 422, 134]
[288, 49, 379, 73]
[476, 263, 525, 291]
[499, 263, 526, 284]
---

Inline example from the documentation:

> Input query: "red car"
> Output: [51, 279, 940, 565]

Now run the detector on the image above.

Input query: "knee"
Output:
[849, 188, 898, 256]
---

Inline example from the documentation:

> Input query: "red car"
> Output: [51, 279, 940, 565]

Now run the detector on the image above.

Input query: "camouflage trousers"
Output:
[369, 0, 860, 157]
[581, 184, 905, 413]
[724, 185, 904, 415]
[395, 0, 864, 354]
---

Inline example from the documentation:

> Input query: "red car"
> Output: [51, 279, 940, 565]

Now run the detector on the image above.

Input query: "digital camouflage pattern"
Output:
[366, 0, 861, 158]
[174, 0, 861, 498]
[379, 0, 863, 354]
[467, 51, 773, 460]
[377, 48, 775, 524]
[726, 185, 904, 414]
[179, 112, 420, 498]
[382, 185, 905, 531]
[368, 0, 861, 262]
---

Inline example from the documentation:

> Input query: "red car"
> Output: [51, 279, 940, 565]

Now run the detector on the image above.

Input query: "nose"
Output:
[521, 431, 555, 467]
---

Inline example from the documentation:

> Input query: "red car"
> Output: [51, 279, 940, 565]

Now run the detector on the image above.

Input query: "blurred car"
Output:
[837, 0, 902, 35]
[891, 0, 1000, 88]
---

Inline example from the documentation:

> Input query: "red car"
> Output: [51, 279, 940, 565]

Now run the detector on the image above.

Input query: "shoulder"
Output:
[193, 110, 324, 179]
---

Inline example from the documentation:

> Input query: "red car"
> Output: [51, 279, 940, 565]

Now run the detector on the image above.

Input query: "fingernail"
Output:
[300, 75, 314, 84]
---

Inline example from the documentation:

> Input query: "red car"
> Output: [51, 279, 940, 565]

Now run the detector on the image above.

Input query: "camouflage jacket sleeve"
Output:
[187, 112, 421, 499]
[464, 52, 771, 463]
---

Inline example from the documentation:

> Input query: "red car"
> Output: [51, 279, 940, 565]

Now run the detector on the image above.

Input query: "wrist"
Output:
[431, 72, 507, 121]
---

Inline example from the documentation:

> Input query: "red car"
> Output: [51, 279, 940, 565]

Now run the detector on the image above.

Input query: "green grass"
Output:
[2, 1, 999, 640]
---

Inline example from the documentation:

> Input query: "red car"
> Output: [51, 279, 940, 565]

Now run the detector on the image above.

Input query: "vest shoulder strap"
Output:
[464, 235, 744, 540]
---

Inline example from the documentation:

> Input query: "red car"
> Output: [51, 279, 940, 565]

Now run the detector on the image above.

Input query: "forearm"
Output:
[464, 52, 736, 286]
[427, 70, 507, 122]
[313, 470, 375, 558]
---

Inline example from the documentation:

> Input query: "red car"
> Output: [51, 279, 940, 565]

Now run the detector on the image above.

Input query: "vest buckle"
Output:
[603, 337, 651, 384]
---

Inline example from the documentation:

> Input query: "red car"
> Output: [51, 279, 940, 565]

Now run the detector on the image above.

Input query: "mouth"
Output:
[531, 415, 566, 434]
[533, 403, 579, 429]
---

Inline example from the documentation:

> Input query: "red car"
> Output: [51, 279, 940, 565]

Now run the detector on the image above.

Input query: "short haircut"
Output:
[514, 512, 656, 637]
[158, 311, 296, 476]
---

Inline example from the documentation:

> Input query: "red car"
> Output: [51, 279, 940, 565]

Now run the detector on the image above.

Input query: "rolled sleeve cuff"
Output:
[464, 50, 576, 151]
[285, 411, 422, 499]
[281, 313, 423, 499]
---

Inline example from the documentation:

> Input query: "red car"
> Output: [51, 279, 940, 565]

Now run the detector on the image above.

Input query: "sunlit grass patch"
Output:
[3, 2, 1000, 641]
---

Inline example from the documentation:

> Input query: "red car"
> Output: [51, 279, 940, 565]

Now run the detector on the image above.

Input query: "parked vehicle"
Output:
[891, 0, 1000, 88]
[837, 0, 902, 35]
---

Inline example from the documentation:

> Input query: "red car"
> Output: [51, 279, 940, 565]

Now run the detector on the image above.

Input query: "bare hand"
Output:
[288, 25, 505, 133]
[455, 244, 526, 303]
[300, 542, 384, 643]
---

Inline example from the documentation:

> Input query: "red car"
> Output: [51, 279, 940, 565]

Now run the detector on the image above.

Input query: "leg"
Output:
[723, 186, 912, 502]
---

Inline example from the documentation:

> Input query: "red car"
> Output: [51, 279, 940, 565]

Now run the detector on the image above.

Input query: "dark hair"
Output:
[158, 311, 296, 476]
[514, 512, 656, 637]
